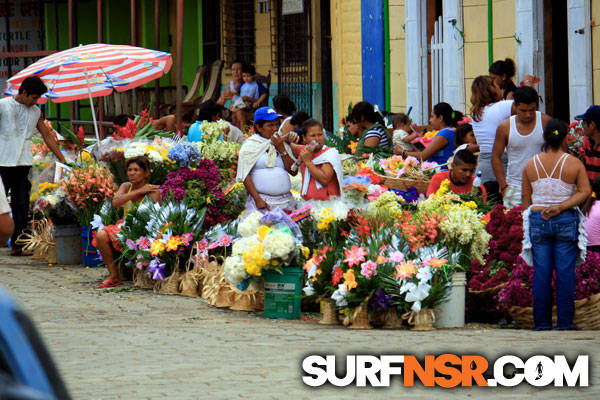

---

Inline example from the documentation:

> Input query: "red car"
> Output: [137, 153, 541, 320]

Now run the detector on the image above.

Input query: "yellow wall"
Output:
[463, 0, 515, 113]
[331, 0, 362, 118]
[593, 0, 600, 104]
[389, 0, 406, 113]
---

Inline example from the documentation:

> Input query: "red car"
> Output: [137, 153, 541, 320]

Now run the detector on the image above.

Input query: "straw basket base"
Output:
[509, 292, 600, 330]
[405, 309, 436, 331]
[179, 271, 200, 297]
[381, 308, 403, 329]
[319, 299, 340, 325]
[349, 303, 372, 330]
[155, 271, 181, 295]
[46, 246, 58, 264]
[133, 269, 155, 289]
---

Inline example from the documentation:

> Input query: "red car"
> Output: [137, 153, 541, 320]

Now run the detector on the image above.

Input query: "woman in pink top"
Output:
[582, 176, 600, 253]
[521, 119, 591, 330]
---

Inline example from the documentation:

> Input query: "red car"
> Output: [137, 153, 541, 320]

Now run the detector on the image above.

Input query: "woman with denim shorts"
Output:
[521, 119, 591, 330]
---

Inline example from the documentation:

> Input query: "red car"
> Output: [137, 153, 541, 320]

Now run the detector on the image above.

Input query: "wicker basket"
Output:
[377, 173, 430, 194]
[509, 292, 600, 330]
[466, 283, 508, 323]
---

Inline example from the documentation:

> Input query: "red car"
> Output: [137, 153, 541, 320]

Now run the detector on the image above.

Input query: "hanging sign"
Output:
[282, 0, 304, 15]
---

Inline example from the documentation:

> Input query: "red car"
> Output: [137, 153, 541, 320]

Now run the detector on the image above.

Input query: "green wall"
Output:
[42, 0, 199, 123]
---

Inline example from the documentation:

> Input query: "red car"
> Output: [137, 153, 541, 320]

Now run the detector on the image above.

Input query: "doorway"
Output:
[320, 0, 333, 132]
[542, 0, 569, 122]
[202, 0, 220, 66]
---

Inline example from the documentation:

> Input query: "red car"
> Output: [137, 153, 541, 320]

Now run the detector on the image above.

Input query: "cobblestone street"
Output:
[1, 248, 598, 399]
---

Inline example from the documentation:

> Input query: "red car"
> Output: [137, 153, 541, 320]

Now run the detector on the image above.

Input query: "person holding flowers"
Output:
[288, 119, 344, 201]
[236, 107, 297, 212]
[95, 156, 160, 288]
[0, 76, 66, 256]
[521, 119, 591, 330]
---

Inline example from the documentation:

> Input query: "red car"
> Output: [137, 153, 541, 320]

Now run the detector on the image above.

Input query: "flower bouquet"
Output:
[194, 120, 241, 173]
[223, 210, 308, 288]
[101, 138, 176, 185]
[59, 162, 116, 226]
[467, 205, 523, 322]
[124, 200, 207, 288]
[34, 186, 78, 226]
[566, 121, 585, 158]
[113, 108, 173, 140]
[160, 159, 231, 229]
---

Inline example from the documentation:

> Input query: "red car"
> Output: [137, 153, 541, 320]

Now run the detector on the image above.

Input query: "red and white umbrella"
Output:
[4, 43, 172, 142]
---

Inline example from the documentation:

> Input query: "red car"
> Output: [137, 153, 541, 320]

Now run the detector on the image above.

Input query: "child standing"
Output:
[392, 113, 421, 152]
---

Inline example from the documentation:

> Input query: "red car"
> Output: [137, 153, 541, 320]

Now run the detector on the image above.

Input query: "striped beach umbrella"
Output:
[4, 43, 172, 142]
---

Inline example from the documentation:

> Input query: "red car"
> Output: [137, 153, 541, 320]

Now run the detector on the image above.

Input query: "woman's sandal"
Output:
[97, 278, 123, 289]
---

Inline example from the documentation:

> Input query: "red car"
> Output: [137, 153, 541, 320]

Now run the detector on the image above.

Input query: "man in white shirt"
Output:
[492, 86, 551, 208]
[0, 76, 65, 256]
[0, 177, 14, 243]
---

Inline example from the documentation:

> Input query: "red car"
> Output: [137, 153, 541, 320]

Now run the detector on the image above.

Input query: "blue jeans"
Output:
[530, 210, 579, 329]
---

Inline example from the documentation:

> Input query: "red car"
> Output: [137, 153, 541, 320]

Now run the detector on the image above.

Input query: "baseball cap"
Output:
[254, 106, 281, 122]
[575, 105, 600, 122]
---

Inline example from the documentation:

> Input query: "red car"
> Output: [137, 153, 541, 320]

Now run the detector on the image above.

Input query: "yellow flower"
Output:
[165, 236, 182, 252]
[206, 196, 212, 205]
[301, 246, 310, 259]
[435, 179, 451, 197]
[150, 240, 165, 256]
[343, 269, 357, 291]
[243, 243, 268, 276]
[257, 225, 272, 241]
[461, 201, 477, 210]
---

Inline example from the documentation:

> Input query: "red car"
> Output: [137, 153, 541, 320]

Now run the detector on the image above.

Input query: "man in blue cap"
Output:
[575, 105, 600, 182]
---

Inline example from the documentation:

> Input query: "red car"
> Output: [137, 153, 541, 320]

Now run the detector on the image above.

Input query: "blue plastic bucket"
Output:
[81, 225, 102, 267]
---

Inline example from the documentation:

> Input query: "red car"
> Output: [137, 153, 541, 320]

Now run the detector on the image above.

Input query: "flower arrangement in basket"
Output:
[59, 162, 116, 226]
[160, 159, 231, 228]
[223, 209, 308, 289]
[120, 200, 207, 288]
[498, 252, 600, 330]
[373, 155, 439, 193]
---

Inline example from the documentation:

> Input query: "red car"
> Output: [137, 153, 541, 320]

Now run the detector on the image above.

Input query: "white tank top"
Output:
[531, 153, 574, 208]
[506, 112, 545, 186]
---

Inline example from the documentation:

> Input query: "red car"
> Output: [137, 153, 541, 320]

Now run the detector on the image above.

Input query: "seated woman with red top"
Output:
[290, 119, 344, 201]
[426, 149, 487, 198]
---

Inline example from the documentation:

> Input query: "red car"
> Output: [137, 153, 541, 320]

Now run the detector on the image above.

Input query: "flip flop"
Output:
[97, 278, 123, 289]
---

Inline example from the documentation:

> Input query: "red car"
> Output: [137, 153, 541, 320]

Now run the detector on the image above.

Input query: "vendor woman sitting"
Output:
[95, 156, 160, 289]
[236, 106, 297, 212]
[289, 119, 344, 201]
[426, 149, 487, 198]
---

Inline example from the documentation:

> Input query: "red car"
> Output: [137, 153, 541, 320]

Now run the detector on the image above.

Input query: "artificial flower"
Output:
[344, 245, 367, 267]
[343, 269, 357, 290]
[360, 260, 378, 279]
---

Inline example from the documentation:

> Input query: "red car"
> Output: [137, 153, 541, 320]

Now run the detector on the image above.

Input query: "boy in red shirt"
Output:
[427, 149, 487, 198]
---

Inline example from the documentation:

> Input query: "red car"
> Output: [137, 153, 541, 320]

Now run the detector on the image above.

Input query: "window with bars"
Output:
[222, 0, 256, 65]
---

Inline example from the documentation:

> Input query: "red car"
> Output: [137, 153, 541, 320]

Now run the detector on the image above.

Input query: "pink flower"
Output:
[181, 232, 194, 246]
[388, 251, 405, 263]
[360, 260, 378, 279]
[218, 234, 232, 247]
[344, 245, 367, 267]
[196, 238, 209, 251]
[208, 241, 219, 250]
[136, 237, 150, 249]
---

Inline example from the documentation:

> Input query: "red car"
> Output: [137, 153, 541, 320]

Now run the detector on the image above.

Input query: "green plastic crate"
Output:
[263, 267, 304, 319]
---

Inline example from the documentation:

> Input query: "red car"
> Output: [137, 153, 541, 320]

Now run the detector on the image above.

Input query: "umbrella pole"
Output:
[83, 67, 101, 146]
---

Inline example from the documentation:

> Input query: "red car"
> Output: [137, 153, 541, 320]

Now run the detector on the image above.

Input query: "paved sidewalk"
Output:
[0, 248, 598, 399]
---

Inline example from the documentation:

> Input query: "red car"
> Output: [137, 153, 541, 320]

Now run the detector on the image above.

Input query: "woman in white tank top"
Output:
[521, 119, 591, 330]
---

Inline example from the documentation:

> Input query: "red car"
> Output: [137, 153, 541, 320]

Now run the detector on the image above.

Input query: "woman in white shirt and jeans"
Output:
[521, 119, 591, 330]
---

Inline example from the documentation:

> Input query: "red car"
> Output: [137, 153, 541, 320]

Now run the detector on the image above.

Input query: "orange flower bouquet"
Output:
[59, 162, 116, 226]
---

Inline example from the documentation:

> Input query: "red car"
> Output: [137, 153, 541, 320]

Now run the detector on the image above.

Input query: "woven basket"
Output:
[404, 309, 436, 331]
[377, 173, 430, 194]
[318, 299, 340, 325]
[133, 269, 155, 290]
[509, 292, 600, 330]
[466, 283, 508, 322]
[348, 302, 372, 330]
